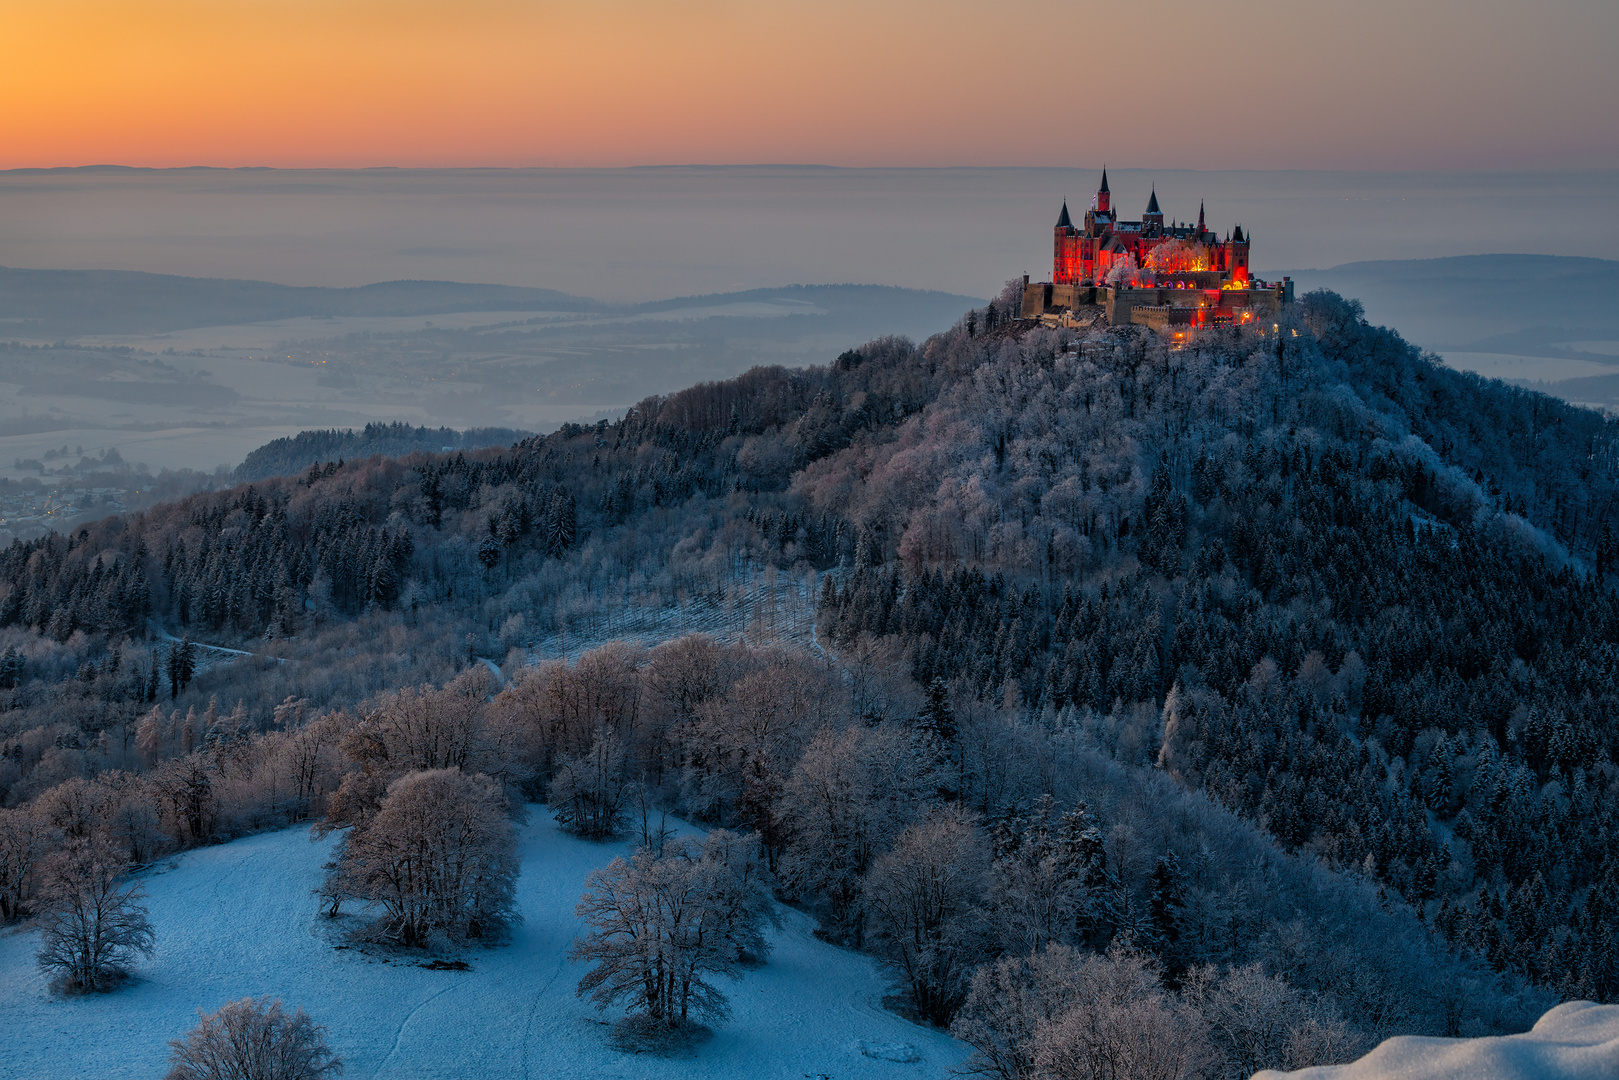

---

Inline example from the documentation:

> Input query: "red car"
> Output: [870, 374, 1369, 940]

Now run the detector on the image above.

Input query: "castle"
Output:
[1021, 169, 1293, 333]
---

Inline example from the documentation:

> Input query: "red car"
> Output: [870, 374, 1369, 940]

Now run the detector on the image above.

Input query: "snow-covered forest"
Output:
[1, 288, 1616, 1075]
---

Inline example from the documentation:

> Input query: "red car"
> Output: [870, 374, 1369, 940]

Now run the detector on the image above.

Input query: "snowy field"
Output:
[0, 815, 966, 1079]
[1257, 1000, 1619, 1080]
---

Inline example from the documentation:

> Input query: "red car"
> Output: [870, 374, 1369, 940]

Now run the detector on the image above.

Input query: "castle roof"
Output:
[1146, 188, 1161, 214]
[1099, 168, 1110, 193]
[1056, 201, 1073, 228]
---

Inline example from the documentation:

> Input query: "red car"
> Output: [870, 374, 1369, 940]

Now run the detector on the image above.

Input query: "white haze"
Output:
[3, 166, 1617, 298]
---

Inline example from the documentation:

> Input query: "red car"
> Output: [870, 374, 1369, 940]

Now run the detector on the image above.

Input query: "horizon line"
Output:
[5, 163, 1619, 177]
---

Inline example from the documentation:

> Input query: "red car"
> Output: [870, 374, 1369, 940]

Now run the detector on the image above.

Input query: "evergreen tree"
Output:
[0, 646, 23, 690]
[917, 677, 957, 744]
[1147, 852, 1186, 968]
[166, 637, 197, 700]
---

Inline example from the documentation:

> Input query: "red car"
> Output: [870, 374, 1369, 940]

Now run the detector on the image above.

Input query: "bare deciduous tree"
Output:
[955, 944, 1212, 1080]
[952, 947, 1096, 1080]
[865, 805, 990, 1025]
[1030, 961, 1211, 1080]
[1182, 962, 1368, 1079]
[35, 837, 155, 993]
[323, 667, 530, 830]
[778, 722, 928, 945]
[165, 996, 342, 1080]
[549, 726, 632, 840]
[572, 829, 769, 1031]
[0, 805, 51, 922]
[326, 768, 518, 946]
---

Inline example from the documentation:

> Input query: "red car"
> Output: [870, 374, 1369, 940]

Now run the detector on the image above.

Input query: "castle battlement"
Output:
[1021, 170, 1293, 332]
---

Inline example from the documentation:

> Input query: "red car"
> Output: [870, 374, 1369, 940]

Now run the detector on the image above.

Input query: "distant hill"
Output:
[1280, 254, 1619, 349]
[0, 267, 600, 338]
[0, 268, 985, 346]
[234, 422, 531, 482]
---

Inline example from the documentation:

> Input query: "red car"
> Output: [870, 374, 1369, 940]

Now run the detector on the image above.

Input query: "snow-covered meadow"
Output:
[0, 814, 967, 1079]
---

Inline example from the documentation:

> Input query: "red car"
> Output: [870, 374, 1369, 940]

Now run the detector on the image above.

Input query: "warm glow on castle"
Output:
[1022, 170, 1292, 332]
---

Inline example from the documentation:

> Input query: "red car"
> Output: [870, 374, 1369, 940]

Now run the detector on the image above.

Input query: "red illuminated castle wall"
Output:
[1054, 169, 1249, 287]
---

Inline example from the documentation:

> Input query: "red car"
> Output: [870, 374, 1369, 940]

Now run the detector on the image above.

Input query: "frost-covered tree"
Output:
[572, 829, 769, 1031]
[326, 768, 518, 946]
[951, 946, 1095, 1080]
[778, 722, 928, 945]
[549, 725, 632, 840]
[0, 805, 51, 922]
[956, 943, 1209, 1080]
[865, 805, 990, 1025]
[165, 996, 341, 1080]
[1181, 962, 1368, 1080]
[323, 667, 529, 830]
[988, 796, 1107, 955]
[34, 837, 155, 992]
[1027, 948, 1210, 1080]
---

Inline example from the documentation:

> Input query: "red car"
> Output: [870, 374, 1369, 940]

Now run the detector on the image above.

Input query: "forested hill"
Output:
[1, 288, 1617, 1017]
[233, 422, 532, 482]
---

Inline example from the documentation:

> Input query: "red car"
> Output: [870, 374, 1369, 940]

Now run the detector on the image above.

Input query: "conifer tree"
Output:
[166, 637, 197, 699]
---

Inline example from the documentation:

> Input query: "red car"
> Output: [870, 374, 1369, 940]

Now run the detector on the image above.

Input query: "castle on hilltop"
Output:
[1021, 170, 1292, 333]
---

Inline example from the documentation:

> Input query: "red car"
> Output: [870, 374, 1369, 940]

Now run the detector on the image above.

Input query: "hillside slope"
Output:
[0, 816, 965, 1079]
[0, 289, 1614, 1064]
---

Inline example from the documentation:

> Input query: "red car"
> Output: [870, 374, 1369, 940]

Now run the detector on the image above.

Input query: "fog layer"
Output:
[4, 167, 1617, 298]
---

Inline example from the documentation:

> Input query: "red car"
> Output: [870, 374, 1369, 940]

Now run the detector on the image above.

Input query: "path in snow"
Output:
[145, 617, 286, 667]
[0, 813, 966, 1079]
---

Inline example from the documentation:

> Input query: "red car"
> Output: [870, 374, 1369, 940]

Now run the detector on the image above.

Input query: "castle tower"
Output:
[1143, 187, 1163, 230]
[1229, 223, 1250, 283]
[1197, 201, 1206, 237]
[1092, 168, 1111, 214]
[1053, 200, 1082, 285]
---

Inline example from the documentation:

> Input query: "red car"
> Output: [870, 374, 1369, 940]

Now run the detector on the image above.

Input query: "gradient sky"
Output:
[1, 0, 1616, 170]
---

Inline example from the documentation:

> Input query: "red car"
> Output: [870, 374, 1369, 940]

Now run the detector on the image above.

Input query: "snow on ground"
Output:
[1256, 1001, 1619, 1080]
[527, 564, 823, 663]
[0, 813, 966, 1080]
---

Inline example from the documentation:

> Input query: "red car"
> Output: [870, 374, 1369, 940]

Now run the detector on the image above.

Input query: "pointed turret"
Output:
[1093, 168, 1111, 214]
[1197, 200, 1206, 234]
[1056, 200, 1073, 229]
[1143, 186, 1164, 230]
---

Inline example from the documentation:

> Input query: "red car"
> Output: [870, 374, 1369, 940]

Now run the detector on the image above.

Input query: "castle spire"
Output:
[1143, 185, 1164, 231]
[1099, 168, 1109, 194]
[1056, 200, 1072, 229]
[1197, 200, 1206, 233]
[1093, 168, 1111, 213]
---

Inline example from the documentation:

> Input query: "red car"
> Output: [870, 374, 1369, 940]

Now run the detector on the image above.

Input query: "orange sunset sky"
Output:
[1, 0, 1615, 171]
